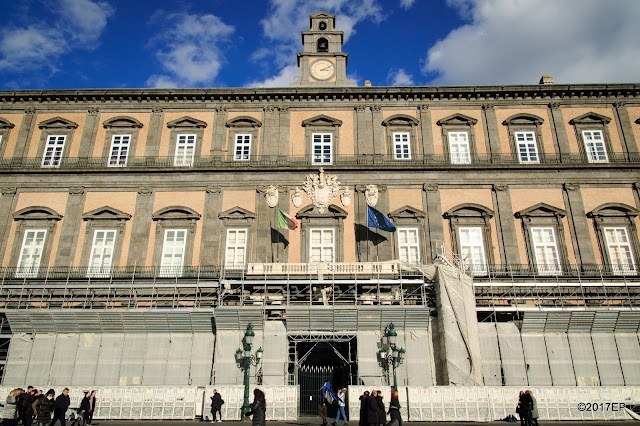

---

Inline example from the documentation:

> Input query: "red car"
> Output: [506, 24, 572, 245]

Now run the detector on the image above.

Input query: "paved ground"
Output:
[84, 421, 638, 425]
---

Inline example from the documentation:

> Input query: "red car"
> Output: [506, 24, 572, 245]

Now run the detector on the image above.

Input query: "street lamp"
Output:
[378, 322, 405, 390]
[235, 324, 263, 418]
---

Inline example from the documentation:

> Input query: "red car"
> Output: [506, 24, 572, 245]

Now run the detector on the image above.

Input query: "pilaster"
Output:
[0, 187, 18, 262]
[278, 106, 290, 157]
[254, 187, 275, 263]
[13, 108, 37, 159]
[355, 105, 374, 156]
[548, 103, 572, 161]
[126, 187, 155, 266]
[491, 184, 520, 265]
[562, 183, 596, 265]
[199, 186, 223, 266]
[144, 107, 164, 157]
[211, 107, 227, 156]
[418, 105, 434, 157]
[371, 105, 384, 156]
[422, 184, 444, 263]
[613, 102, 638, 157]
[355, 185, 392, 261]
[54, 186, 87, 267]
[481, 104, 501, 157]
[78, 108, 100, 158]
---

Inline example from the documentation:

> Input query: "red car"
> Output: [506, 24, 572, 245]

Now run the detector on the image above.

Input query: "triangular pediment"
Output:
[13, 206, 62, 221]
[301, 115, 343, 127]
[0, 118, 15, 129]
[152, 206, 201, 221]
[83, 206, 132, 221]
[297, 203, 347, 219]
[444, 203, 493, 218]
[569, 112, 611, 126]
[103, 116, 143, 129]
[389, 205, 425, 219]
[38, 117, 78, 129]
[225, 116, 262, 128]
[588, 203, 639, 218]
[502, 113, 544, 126]
[515, 203, 566, 218]
[218, 207, 256, 220]
[436, 113, 478, 126]
[166, 116, 207, 129]
[382, 114, 419, 127]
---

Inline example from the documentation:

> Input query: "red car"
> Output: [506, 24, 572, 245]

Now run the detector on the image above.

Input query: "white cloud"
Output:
[0, 0, 113, 74]
[146, 12, 235, 88]
[247, 0, 384, 87]
[388, 69, 414, 86]
[400, 0, 416, 10]
[423, 0, 640, 85]
[246, 65, 301, 88]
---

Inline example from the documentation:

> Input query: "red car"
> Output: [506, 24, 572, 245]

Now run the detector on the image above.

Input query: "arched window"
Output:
[317, 37, 329, 53]
[166, 116, 208, 167]
[443, 204, 494, 275]
[102, 116, 144, 167]
[81, 206, 132, 277]
[152, 206, 201, 276]
[437, 114, 478, 164]
[37, 117, 79, 168]
[12, 206, 63, 277]
[569, 112, 613, 163]
[301, 115, 342, 165]
[225, 116, 262, 161]
[502, 113, 545, 163]
[382, 114, 419, 160]
[587, 203, 640, 274]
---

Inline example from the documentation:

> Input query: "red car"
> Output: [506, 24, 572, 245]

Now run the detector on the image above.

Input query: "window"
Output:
[234, 134, 251, 160]
[160, 229, 187, 277]
[398, 228, 420, 264]
[88, 230, 116, 277]
[0, 117, 15, 159]
[531, 227, 561, 274]
[393, 132, 411, 160]
[312, 133, 332, 164]
[459, 227, 487, 275]
[604, 227, 636, 274]
[16, 230, 47, 278]
[448, 132, 471, 164]
[310, 228, 335, 263]
[174, 134, 196, 166]
[42, 135, 66, 168]
[225, 229, 248, 269]
[108, 135, 131, 167]
[515, 131, 539, 163]
[582, 130, 608, 163]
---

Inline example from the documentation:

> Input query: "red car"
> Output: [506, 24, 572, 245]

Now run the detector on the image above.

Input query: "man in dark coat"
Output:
[22, 387, 37, 426]
[366, 390, 380, 426]
[375, 391, 386, 426]
[385, 389, 402, 426]
[359, 391, 370, 426]
[49, 387, 71, 426]
[210, 389, 224, 422]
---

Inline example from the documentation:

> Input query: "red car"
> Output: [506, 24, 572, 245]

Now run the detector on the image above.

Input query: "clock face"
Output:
[310, 60, 335, 81]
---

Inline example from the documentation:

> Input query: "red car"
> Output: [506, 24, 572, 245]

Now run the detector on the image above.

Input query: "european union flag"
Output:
[367, 205, 396, 232]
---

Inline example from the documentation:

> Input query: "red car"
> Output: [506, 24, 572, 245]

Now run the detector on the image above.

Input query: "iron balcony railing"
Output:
[0, 262, 638, 283]
[1, 151, 640, 171]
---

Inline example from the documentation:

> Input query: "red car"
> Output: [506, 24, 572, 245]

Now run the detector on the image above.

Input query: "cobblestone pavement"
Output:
[85, 420, 637, 426]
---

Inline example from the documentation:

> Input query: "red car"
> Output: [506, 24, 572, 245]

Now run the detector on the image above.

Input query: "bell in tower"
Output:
[291, 12, 356, 87]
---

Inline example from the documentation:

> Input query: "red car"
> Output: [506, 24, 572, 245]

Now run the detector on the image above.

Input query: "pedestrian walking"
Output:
[527, 390, 539, 426]
[209, 389, 224, 423]
[375, 391, 386, 426]
[2, 389, 21, 426]
[245, 388, 266, 426]
[22, 387, 37, 426]
[79, 390, 96, 426]
[333, 387, 347, 426]
[34, 389, 55, 426]
[385, 390, 402, 426]
[49, 387, 71, 426]
[359, 391, 369, 426]
[366, 390, 380, 426]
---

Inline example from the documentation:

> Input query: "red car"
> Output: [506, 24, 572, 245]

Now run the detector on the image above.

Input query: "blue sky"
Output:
[1, 0, 639, 90]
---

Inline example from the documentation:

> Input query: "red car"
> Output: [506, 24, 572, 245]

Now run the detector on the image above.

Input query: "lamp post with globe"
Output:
[235, 324, 263, 418]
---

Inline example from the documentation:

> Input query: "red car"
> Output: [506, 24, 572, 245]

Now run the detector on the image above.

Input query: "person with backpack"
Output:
[34, 389, 55, 426]
[209, 389, 224, 423]
[2, 389, 21, 426]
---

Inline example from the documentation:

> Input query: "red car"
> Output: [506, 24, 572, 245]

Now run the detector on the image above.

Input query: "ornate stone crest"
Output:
[302, 168, 341, 214]
[365, 184, 379, 207]
[291, 187, 304, 208]
[340, 186, 351, 208]
[265, 185, 279, 208]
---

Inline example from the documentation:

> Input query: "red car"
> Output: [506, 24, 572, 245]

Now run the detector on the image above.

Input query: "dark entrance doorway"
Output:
[292, 338, 357, 416]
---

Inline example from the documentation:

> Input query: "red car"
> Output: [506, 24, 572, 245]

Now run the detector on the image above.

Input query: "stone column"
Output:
[562, 183, 596, 266]
[418, 105, 434, 158]
[492, 184, 520, 266]
[548, 103, 572, 161]
[422, 184, 444, 263]
[0, 187, 18, 261]
[199, 186, 223, 266]
[613, 102, 638, 159]
[144, 107, 164, 157]
[55, 186, 86, 267]
[13, 108, 37, 159]
[481, 104, 501, 159]
[126, 187, 155, 266]
[78, 108, 100, 158]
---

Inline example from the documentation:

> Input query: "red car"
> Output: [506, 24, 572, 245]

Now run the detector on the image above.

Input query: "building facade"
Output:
[0, 12, 640, 415]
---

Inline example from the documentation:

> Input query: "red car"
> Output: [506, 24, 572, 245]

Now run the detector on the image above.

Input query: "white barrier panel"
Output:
[200, 386, 298, 421]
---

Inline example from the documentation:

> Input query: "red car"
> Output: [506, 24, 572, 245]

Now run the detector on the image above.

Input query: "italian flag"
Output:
[277, 209, 299, 230]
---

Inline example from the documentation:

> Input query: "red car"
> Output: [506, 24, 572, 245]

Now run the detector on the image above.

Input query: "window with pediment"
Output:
[81, 206, 131, 277]
[152, 206, 201, 276]
[443, 204, 494, 275]
[219, 207, 256, 269]
[167, 116, 207, 167]
[0, 118, 15, 158]
[389, 205, 426, 264]
[382, 114, 419, 160]
[37, 117, 79, 168]
[587, 203, 640, 275]
[302, 115, 342, 165]
[102, 116, 143, 167]
[225, 116, 262, 161]
[569, 112, 613, 163]
[502, 113, 545, 163]
[437, 114, 478, 164]
[515, 203, 569, 275]
[296, 204, 347, 262]
[11, 206, 62, 277]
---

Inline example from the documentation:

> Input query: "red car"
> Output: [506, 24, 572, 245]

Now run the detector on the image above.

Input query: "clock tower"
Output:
[292, 12, 356, 86]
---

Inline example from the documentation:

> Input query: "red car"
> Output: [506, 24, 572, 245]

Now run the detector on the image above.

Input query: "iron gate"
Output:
[299, 365, 334, 416]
